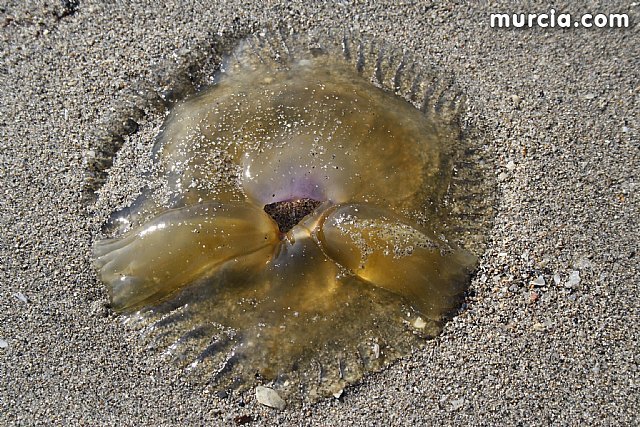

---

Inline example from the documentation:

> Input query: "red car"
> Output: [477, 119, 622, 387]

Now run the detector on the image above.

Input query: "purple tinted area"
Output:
[242, 158, 331, 205]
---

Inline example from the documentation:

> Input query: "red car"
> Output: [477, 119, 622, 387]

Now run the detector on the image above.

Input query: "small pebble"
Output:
[255, 386, 286, 410]
[566, 270, 581, 288]
[529, 291, 540, 303]
[373, 343, 380, 359]
[506, 160, 516, 171]
[510, 94, 522, 109]
[0, 339, 8, 349]
[413, 317, 426, 329]
[573, 258, 592, 270]
[233, 414, 254, 425]
[553, 273, 561, 286]
[13, 292, 28, 303]
[532, 323, 546, 332]
[584, 93, 596, 100]
[450, 398, 465, 410]
[531, 275, 545, 287]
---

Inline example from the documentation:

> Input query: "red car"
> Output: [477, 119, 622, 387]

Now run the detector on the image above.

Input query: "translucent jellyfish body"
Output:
[93, 31, 490, 401]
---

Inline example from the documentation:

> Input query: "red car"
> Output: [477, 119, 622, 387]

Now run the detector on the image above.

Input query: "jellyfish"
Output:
[92, 30, 484, 401]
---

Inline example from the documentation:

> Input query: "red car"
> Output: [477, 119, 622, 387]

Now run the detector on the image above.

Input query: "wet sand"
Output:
[1, 1, 638, 425]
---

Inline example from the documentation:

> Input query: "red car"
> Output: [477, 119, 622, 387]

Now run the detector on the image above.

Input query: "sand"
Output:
[1, 0, 638, 425]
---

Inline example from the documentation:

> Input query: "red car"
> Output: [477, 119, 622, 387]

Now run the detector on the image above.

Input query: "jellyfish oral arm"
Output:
[93, 201, 279, 311]
[316, 203, 477, 320]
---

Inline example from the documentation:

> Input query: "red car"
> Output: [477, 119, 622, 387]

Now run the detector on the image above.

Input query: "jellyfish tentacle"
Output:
[315, 203, 477, 320]
[93, 201, 279, 311]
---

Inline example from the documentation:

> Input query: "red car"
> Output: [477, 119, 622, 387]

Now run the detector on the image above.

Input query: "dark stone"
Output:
[122, 118, 139, 135]
[234, 414, 255, 425]
[57, 0, 80, 19]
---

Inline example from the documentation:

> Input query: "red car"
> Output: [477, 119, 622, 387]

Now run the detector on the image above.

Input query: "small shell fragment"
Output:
[255, 386, 286, 410]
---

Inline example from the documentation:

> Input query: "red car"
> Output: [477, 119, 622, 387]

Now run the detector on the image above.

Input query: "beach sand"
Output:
[1, 0, 638, 425]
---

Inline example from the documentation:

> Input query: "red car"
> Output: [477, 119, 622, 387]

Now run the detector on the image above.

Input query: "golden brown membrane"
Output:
[94, 202, 279, 310]
[316, 203, 476, 320]
[93, 30, 486, 402]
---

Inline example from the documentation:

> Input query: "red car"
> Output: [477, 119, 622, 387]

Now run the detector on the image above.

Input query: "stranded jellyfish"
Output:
[93, 30, 488, 401]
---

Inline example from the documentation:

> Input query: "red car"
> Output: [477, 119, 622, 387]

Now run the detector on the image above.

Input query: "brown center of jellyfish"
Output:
[263, 198, 323, 233]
